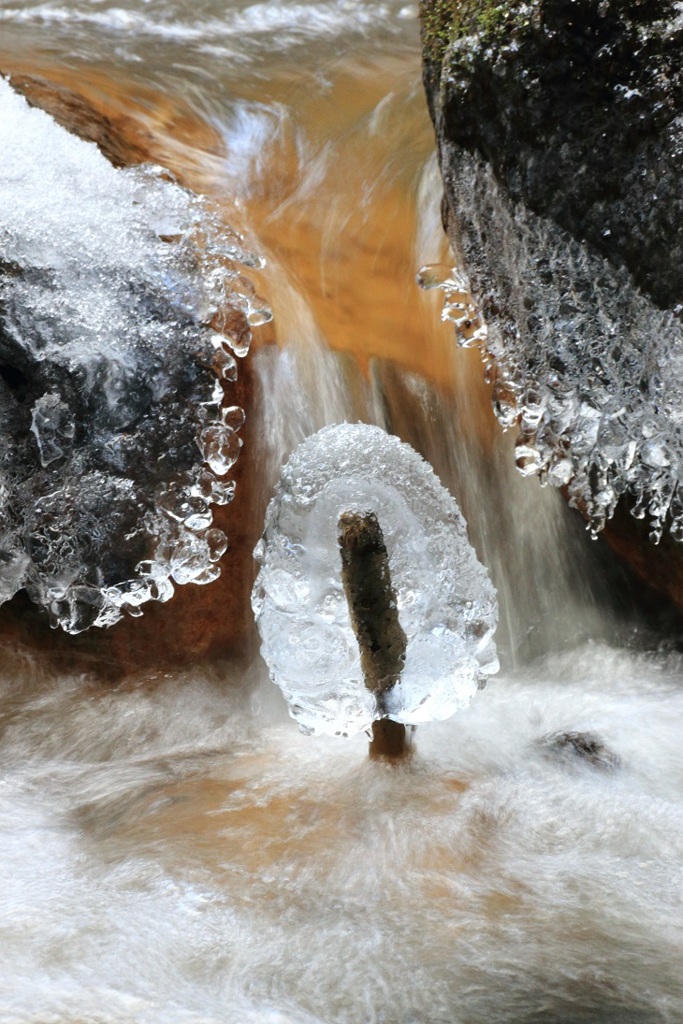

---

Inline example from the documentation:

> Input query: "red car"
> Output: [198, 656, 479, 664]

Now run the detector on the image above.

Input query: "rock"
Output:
[8, 72, 166, 170]
[420, 0, 683, 609]
[0, 363, 262, 679]
[541, 730, 620, 770]
[0, 74, 268, 676]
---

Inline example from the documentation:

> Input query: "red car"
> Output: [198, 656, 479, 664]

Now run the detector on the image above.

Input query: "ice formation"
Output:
[0, 77, 270, 632]
[252, 423, 498, 737]
[419, 153, 683, 542]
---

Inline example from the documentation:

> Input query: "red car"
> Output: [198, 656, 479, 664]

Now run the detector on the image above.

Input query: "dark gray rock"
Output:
[420, 0, 683, 588]
[424, 0, 683, 308]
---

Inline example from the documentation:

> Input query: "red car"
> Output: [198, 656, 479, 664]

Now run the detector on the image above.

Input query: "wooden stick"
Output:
[338, 510, 409, 760]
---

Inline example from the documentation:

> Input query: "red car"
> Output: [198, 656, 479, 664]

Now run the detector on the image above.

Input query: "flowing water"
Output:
[0, 3, 682, 1022]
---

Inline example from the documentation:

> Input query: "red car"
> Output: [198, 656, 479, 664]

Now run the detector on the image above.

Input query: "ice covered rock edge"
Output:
[0, 77, 270, 632]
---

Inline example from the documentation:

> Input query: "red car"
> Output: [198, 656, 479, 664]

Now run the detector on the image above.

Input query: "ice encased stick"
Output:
[252, 423, 498, 737]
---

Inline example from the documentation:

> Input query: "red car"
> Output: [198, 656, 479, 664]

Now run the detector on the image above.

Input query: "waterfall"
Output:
[251, 149, 627, 668]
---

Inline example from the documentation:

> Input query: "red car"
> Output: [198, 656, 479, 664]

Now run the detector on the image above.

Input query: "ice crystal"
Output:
[419, 151, 683, 542]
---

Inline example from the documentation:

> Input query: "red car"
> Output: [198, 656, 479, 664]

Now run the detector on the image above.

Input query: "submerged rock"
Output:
[0, 77, 269, 648]
[3, 63, 227, 191]
[541, 730, 620, 771]
[420, 0, 683, 605]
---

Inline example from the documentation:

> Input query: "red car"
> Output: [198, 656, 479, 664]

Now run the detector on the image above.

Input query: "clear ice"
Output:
[0, 78, 271, 632]
[252, 423, 499, 737]
[419, 151, 683, 543]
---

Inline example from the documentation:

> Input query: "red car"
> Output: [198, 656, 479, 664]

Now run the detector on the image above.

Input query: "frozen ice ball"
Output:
[252, 423, 498, 736]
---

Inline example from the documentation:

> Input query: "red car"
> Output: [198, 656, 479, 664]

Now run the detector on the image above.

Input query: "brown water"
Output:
[0, 3, 682, 1021]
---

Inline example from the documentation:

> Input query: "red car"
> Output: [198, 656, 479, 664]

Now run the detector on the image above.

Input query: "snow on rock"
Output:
[0, 77, 270, 632]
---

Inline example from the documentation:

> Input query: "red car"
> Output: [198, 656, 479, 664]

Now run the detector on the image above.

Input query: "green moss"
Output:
[420, 0, 532, 67]
[419, 0, 457, 66]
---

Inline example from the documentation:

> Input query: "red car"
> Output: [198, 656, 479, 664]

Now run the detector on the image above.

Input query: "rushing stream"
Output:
[0, 2, 682, 1022]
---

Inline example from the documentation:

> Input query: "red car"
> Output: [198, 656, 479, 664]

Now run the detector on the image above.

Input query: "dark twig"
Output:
[338, 510, 409, 760]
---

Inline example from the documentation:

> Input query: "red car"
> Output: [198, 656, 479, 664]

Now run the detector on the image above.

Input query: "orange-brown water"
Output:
[0, 12, 493, 398]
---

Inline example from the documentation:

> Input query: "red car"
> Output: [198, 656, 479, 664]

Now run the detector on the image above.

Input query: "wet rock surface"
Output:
[423, 0, 683, 308]
[420, 0, 683, 604]
[2, 63, 227, 190]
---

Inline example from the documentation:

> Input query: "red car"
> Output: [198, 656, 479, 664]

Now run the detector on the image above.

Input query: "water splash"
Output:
[0, 642, 681, 1022]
